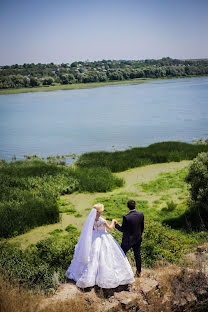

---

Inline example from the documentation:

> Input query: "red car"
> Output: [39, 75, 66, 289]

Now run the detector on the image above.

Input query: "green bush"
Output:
[185, 152, 208, 229]
[0, 193, 59, 238]
[141, 219, 184, 267]
[75, 167, 124, 192]
[162, 200, 177, 212]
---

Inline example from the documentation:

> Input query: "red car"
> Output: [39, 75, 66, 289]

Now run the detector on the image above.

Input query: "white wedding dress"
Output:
[65, 210, 135, 288]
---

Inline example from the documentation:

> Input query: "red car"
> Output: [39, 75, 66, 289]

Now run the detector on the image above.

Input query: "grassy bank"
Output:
[0, 75, 207, 95]
[0, 78, 150, 94]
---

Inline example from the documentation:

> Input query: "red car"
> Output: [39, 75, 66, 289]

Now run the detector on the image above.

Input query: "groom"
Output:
[115, 200, 144, 277]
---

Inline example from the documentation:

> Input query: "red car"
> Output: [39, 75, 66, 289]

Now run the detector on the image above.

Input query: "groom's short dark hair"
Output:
[127, 200, 136, 210]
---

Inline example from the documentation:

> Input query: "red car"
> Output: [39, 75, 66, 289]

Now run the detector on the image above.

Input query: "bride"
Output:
[65, 203, 135, 288]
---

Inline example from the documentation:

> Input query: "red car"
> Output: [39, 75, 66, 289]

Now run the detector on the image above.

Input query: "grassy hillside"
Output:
[1, 142, 208, 292]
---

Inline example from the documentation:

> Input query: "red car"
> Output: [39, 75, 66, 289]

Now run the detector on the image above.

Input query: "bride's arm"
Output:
[104, 220, 116, 231]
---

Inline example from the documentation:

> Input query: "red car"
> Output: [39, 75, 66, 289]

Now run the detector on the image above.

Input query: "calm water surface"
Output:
[0, 77, 208, 160]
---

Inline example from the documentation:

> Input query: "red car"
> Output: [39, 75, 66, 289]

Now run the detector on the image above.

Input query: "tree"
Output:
[185, 152, 208, 229]
[43, 77, 54, 85]
[60, 74, 75, 84]
[107, 70, 123, 81]
[29, 77, 40, 87]
[71, 62, 78, 68]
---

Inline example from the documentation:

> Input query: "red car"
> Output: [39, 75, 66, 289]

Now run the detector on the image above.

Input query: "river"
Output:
[0, 77, 208, 160]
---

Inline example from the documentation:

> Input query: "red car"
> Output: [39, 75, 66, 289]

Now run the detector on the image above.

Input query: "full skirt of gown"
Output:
[65, 230, 135, 288]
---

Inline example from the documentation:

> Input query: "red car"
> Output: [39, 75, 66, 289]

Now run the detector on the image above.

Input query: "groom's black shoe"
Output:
[135, 270, 141, 277]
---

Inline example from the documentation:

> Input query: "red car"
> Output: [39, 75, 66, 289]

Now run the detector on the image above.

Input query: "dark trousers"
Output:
[121, 242, 141, 273]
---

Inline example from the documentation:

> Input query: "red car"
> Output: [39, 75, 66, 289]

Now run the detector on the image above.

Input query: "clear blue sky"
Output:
[0, 0, 208, 65]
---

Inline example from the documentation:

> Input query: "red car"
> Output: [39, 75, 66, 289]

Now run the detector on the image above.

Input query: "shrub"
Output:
[141, 219, 184, 267]
[162, 200, 177, 212]
[74, 167, 124, 192]
[185, 152, 208, 229]
[0, 196, 59, 238]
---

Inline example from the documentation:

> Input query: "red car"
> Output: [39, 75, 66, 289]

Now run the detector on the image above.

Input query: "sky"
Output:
[0, 0, 208, 65]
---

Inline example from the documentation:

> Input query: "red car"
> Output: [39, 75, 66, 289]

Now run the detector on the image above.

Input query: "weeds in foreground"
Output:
[0, 275, 97, 312]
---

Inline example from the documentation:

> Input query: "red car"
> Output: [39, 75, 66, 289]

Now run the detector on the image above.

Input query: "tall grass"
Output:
[76, 141, 208, 172]
[75, 167, 124, 192]
[0, 159, 79, 238]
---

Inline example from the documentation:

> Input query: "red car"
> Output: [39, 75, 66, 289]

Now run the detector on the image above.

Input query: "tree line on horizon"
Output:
[0, 57, 208, 89]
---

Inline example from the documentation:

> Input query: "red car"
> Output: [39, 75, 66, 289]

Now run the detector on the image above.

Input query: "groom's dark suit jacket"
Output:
[115, 210, 144, 247]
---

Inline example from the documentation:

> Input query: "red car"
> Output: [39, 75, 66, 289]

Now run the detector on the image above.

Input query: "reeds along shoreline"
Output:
[76, 141, 208, 172]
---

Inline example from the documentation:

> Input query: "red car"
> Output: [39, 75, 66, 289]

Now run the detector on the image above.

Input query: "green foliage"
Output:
[57, 199, 77, 214]
[0, 228, 79, 291]
[0, 159, 79, 238]
[76, 142, 208, 172]
[49, 229, 64, 235]
[0, 194, 59, 238]
[162, 200, 177, 212]
[60, 207, 77, 214]
[1, 58, 208, 90]
[140, 167, 188, 193]
[74, 212, 82, 218]
[65, 224, 79, 233]
[141, 219, 184, 267]
[185, 152, 208, 229]
[95, 196, 149, 220]
[75, 167, 124, 192]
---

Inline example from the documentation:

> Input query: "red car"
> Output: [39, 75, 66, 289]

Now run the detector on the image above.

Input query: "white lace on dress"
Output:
[93, 217, 106, 233]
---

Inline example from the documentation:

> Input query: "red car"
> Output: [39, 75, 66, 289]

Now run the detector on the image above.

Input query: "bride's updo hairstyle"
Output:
[93, 203, 104, 213]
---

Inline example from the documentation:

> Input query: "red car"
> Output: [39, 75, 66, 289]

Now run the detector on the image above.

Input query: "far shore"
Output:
[0, 75, 207, 95]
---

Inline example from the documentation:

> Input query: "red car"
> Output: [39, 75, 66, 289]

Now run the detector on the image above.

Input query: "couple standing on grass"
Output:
[65, 200, 144, 289]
